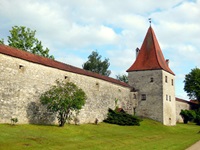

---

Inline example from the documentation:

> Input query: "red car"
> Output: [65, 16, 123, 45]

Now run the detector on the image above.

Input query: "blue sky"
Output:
[0, 0, 200, 100]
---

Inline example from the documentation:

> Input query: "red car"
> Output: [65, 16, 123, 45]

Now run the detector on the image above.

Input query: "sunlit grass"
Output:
[0, 119, 199, 150]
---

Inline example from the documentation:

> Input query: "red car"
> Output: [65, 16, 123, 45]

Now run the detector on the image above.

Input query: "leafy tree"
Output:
[0, 38, 4, 44]
[194, 108, 200, 125]
[82, 51, 111, 76]
[40, 80, 86, 127]
[184, 68, 200, 102]
[180, 109, 196, 124]
[7, 26, 54, 59]
[116, 74, 128, 83]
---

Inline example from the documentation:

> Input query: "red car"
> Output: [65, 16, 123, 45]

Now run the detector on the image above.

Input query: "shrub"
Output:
[103, 108, 142, 126]
[180, 110, 196, 124]
[194, 108, 200, 125]
[10, 118, 18, 125]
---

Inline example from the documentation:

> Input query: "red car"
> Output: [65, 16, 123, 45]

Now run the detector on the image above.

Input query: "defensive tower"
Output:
[127, 26, 176, 125]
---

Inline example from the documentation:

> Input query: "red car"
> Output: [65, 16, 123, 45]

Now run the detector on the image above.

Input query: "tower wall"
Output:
[128, 70, 176, 125]
[128, 70, 163, 123]
[162, 71, 176, 125]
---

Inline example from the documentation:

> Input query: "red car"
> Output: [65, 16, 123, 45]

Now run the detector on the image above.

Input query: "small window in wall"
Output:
[133, 94, 137, 99]
[150, 77, 154, 82]
[19, 64, 24, 69]
[18, 64, 25, 72]
[169, 96, 171, 101]
[165, 76, 168, 83]
[64, 76, 68, 79]
[166, 95, 168, 101]
[95, 82, 100, 90]
[141, 94, 146, 101]
[171, 79, 174, 86]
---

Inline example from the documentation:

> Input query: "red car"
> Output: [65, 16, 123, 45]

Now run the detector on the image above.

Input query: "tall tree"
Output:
[82, 51, 111, 76]
[8, 26, 54, 59]
[0, 38, 4, 44]
[116, 74, 128, 83]
[184, 68, 200, 102]
[40, 80, 86, 127]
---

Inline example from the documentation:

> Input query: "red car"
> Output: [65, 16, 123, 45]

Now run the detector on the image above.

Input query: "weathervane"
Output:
[148, 18, 151, 26]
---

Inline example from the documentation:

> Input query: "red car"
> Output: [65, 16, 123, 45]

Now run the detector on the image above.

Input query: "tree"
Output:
[184, 68, 200, 102]
[180, 109, 196, 124]
[116, 74, 128, 83]
[40, 80, 86, 127]
[0, 38, 4, 44]
[7, 26, 54, 59]
[82, 51, 111, 76]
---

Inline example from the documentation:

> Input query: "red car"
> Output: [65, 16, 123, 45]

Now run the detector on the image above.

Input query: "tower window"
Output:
[141, 94, 146, 100]
[150, 77, 154, 82]
[166, 95, 168, 101]
[171, 79, 174, 86]
[133, 94, 136, 99]
[165, 76, 168, 83]
[169, 96, 171, 101]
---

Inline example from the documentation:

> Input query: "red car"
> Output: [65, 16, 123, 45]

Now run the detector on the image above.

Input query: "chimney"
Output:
[166, 59, 169, 66]
[136, 47, 140, 58]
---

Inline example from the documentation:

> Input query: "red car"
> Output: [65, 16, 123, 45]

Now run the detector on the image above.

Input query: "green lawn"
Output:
[0, 119, 199, 150]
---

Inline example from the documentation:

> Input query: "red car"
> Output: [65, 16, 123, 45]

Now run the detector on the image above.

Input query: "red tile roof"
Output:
[0, 44, 130, 88]
[127, 26, 175, 75]
[176, 97, 191, 104]
[176, 97, 199, 105]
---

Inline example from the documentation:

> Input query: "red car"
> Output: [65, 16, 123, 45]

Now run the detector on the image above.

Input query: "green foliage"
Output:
[7, 26, 54, 59]
[82, 51, 111, 76]
[194, 109, 200, 125]
[180, 109, 196, 124]
[10, 118, 18, 125]
[104, 108, 141, 126]
[116, 74, 128, 83]
[0, 38, 4, 44]
[184, 68, 200, 102]
[40, 80, 86, 127]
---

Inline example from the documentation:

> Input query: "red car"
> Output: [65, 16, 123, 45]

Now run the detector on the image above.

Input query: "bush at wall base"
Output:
[103, 108, 142, 126]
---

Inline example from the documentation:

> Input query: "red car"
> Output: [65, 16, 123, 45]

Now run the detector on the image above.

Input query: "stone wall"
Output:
[0, 53, 135, 124]
[128, 70, 164, 123]
[162, 71, 176, 125]
[128, 70, 176, 125]
[176, 100, 190, 123]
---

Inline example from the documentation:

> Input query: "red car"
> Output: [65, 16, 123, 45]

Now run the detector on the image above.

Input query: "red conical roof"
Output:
[127, 26, 175, 75]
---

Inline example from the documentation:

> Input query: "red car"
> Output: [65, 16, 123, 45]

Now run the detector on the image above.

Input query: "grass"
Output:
[0, 119, 199, 150]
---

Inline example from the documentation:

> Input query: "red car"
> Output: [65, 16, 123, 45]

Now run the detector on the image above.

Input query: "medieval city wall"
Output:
[0, 53, 134, 124]
[176, 100, 190, 123]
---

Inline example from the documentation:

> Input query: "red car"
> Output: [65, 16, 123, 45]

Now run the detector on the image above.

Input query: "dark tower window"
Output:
[171, 79, 174, 86]
[165, 76, 168, 83]
[133, 94, 136, 99]
[141, 94, 146, 100]
[150, 77, 154, 82]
